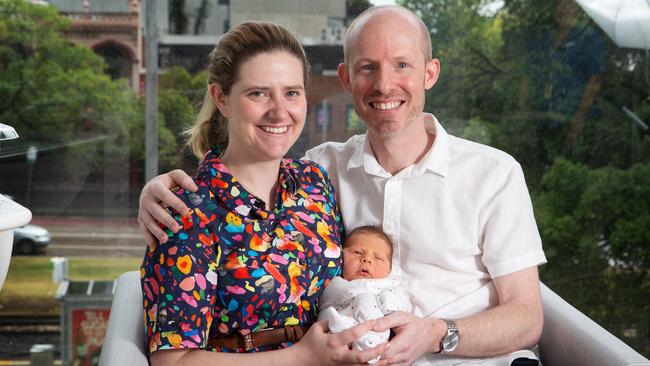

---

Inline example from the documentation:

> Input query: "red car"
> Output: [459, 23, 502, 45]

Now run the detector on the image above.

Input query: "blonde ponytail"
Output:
[186, 91, 227, 160]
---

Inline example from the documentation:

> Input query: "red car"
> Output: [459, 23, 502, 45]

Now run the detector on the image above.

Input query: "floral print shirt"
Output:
[141, 148, 343, 353]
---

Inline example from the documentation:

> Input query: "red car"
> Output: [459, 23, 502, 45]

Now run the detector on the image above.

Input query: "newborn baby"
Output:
[318, 225, 412, 362]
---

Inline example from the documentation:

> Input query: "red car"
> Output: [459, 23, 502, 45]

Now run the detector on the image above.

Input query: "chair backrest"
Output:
[99, 271, 148, 366]
[539, 283, 650, 366]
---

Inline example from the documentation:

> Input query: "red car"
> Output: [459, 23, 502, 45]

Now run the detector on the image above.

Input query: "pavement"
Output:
[30, 215, 146, 257]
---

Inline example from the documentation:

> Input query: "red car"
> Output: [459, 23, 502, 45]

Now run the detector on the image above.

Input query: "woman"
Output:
[141, 21, 386, 365]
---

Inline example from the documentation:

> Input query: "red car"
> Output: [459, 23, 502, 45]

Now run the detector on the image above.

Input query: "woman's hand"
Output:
[138, 169, 198, 244]
[291, 320, 390, 365]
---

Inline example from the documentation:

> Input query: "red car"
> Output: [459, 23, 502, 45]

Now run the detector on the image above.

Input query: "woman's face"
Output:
[217, 51, 307, 163]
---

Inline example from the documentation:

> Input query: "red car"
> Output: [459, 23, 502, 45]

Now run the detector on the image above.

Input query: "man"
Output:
[139, 6, 546, 365]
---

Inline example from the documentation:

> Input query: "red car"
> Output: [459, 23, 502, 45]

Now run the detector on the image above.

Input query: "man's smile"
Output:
[371, 101, 403, 110]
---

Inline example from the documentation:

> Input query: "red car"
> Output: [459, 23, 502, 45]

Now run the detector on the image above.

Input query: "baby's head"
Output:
[342, 225, 393, 281]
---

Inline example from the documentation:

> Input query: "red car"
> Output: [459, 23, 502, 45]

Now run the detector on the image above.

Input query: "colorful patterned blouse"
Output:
[141, 148, 343, 353]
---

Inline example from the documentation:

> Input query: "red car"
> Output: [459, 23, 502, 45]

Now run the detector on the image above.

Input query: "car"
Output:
[13, 224, 51, 255]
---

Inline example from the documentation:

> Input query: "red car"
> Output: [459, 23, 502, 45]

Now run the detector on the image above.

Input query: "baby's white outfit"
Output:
[318, 276, 412, 363]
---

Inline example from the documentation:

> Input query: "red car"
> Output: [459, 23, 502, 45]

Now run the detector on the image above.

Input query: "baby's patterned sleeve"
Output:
[377, 285, 413, 314]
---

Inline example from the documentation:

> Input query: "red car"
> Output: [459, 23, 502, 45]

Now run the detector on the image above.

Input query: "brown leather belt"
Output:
[213, 325, 309, 351]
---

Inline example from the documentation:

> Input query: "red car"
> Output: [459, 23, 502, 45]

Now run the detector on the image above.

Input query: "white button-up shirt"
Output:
[305, 114, 546, 321]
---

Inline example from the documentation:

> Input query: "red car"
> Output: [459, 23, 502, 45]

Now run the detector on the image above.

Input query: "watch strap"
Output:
[435, 318, 459, 354]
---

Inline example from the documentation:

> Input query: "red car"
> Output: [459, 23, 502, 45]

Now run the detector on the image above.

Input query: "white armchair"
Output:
[99, 271, 650, 366]
[0, 123, 31, 291]
[99, 271, 148, 366]
[0, 194, 32, 290]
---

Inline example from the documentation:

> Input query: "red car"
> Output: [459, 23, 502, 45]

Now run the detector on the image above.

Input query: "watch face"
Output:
[443, 332, 459, 351]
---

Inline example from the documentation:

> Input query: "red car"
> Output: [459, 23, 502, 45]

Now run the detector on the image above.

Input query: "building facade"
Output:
[48, 0, 358, 149]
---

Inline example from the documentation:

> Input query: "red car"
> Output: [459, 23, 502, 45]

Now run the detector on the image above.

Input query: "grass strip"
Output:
[0, 256, 141, 316]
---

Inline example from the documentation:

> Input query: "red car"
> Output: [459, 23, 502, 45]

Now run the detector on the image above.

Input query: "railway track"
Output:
[0, 316, 60, 358]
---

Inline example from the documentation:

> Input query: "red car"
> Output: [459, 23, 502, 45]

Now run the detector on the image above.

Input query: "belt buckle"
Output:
[242, 333, 254, 351]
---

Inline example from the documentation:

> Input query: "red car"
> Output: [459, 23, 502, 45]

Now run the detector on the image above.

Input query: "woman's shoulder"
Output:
[282, 158, 335, 192]
[283, 158, 331, 180]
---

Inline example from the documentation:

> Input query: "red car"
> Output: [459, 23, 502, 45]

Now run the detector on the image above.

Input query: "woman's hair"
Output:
[344, 225, 394, 258]
[187, 21, 310, 159]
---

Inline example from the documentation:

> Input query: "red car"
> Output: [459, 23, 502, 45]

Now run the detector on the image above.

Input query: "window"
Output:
[0, 0, 647, 361]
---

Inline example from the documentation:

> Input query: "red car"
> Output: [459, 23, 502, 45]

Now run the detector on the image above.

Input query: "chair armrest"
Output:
[99, 271, 148, 366]
[539, 282, 649, 366]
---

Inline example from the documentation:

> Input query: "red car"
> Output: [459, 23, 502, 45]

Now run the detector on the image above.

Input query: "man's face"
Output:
[338, 11, 439, 138]
[342, 233, 392, 281]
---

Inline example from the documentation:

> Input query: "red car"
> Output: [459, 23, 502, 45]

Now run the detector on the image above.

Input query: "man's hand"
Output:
[374, 311, 444, 366]
[138, 169, 198, 244]
[292, 320, 390, 365]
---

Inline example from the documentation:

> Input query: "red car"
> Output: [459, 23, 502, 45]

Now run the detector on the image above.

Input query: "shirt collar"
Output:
[196, 148, 298, 219]
[417, 114, 449, 178]
[347, 135, 366, 170]
[346, 113, 449, 178]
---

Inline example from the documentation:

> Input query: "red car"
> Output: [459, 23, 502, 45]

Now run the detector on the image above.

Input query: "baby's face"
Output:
[342, 233, 392, 281]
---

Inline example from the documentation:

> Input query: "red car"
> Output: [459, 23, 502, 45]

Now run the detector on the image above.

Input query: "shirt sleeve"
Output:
[377, 285, 413, 314]
[141, 186, 219, 353]
[479, 163, 547, 278]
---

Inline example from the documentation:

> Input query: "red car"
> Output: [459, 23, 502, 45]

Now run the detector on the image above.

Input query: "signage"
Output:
[70, 308, 110, 366]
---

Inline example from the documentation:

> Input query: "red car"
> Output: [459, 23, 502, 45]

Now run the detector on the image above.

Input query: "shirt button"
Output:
[384, 221, 394, 230]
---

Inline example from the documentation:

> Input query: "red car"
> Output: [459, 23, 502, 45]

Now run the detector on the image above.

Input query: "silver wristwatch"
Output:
[436, 319, 459, 354]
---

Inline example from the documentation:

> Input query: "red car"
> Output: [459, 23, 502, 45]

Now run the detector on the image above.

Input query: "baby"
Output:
[318, 225, 412, 361]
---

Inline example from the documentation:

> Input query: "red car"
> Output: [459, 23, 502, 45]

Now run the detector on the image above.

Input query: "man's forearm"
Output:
[439, 267, 544, 357]
[452, 299, 543, 357]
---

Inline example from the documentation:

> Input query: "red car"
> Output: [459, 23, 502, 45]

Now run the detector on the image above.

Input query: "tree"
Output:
[400, 0, 505, 130]
[193, 0, 211, 35]
[346, 0, 372, 20]
[533, 159, 650, 355]
[128, 101, 179, 175]
[0, 0, 137, 174]
[128, 67, 202, 181]
[169, 0, 188, 34]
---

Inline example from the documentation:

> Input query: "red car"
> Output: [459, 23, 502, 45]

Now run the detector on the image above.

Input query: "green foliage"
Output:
[459, 116, 493, 145]
[128, 66, 204, 180]
[534, 159, 650, 355]
[401, 0, 506, 121]
[346, 0, 372, 19]
[169, 0, 188, 34]
[346, 108, 366, 135]
[193, 0, 211, 35]
[127, 101, 179, 174]
[160, 66, 207, 108]
[0, 0, 136, 173]
[160, 90, 194, 138]
[0, 0, 206, 186]
[536, 159, 650, 272]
